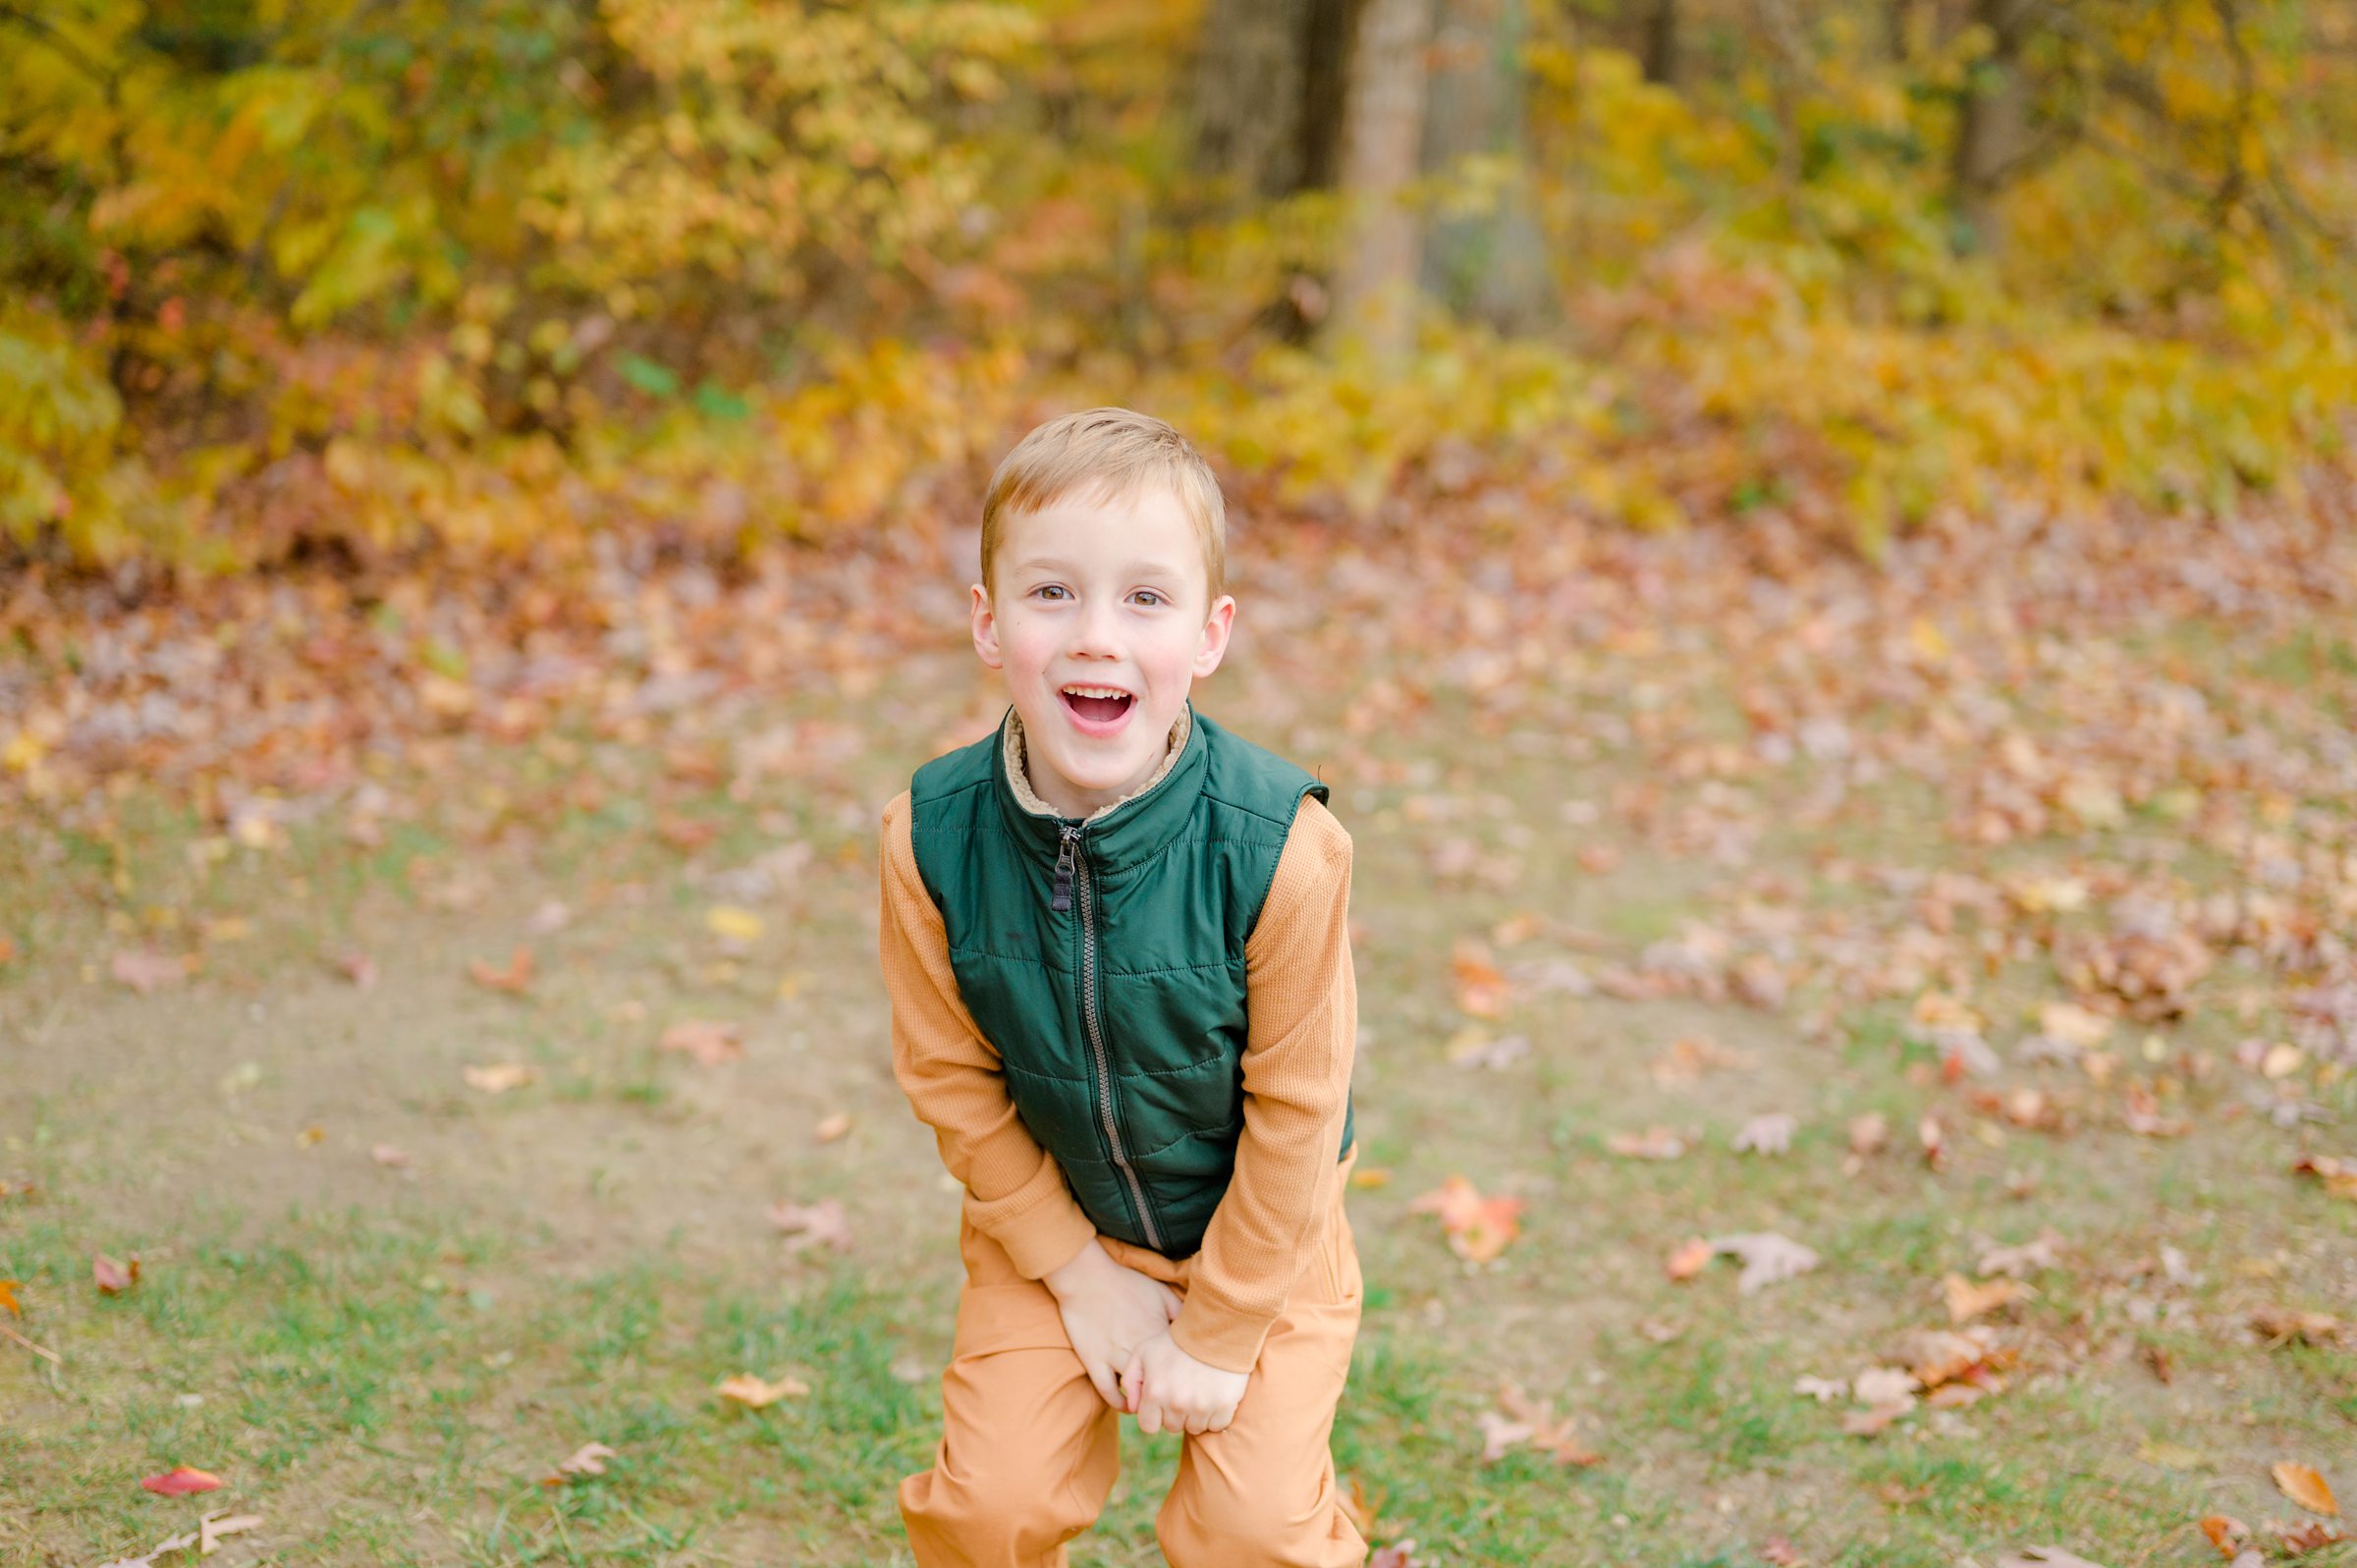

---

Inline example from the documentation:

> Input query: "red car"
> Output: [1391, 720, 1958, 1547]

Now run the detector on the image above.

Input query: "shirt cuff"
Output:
[1168, 1278, 1282, 1375]
[984, 1187, 1101, 1281]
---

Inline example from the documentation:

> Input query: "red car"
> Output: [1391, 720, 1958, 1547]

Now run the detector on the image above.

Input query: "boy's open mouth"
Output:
[1059, 684, 1136, 730]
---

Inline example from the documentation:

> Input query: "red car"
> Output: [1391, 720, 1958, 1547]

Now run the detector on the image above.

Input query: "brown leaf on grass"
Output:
[769, 1199, 851, 1253]
[1444, 1027, 1529, 1070]
[111, 949, 188, 995]
[2292, 1154, 2357, 1201]
[1337, 1473, 1388, 1541]
[1707, 1232, 1819, 1293]
[1945, 1272, 2032, 1323]
[138, 1466, 222, 1495]
[2199, 1515, 2250, 1558]
[813, 1110, 852, 1143]
[1666, 1237, 1715, 1280]
[335, 951, 378, 990]
[93, 1252, 140, 1294]
[0, 933, 16, 965]
[1648, 1033, 1754, 1085]
[1977, 1230, 2064, 1277]
[716, 1373, 809, 1408]
[1760, 1539, 1806, 1567]
[1368, 1544, 1422, 1568]
[1607, 1125, 1690, 1160]
[2120, 1083, 2190, 1137]
[1451, 940, 1510, 1018]
[1995, 1550, 2111, 1568]
[0, 1279, 18, 1316]
[1842, 1402, 1909, 1436]
[463, 1062, 537, 1094]
[658, 1018, 745, 1066]
[1477, 1381, 1602, 1466]
[1407, 1175, 1524, 1263]
[2274, 1460, 2339, 1516]
[2249, 1306, 2348, 1348]
[1919, 1112, 1946, 1169]
[2271, 1518, 2352, 1553]
[1849, 1111, 1891, 1155]
[539, 1441, 619, 1486]
[467, 946, 535, 994]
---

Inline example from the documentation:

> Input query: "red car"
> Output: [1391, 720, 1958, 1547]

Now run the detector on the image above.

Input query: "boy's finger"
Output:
[1122, 1353, 1143, 1413]
[1085, 1363, 1119, 1408]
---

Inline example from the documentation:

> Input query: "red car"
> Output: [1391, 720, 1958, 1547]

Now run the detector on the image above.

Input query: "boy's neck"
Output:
[1005, 705, 1192, 823]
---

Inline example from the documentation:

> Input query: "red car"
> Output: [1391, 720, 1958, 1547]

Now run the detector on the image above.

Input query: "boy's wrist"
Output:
[1040, 1234, 1115, 1296]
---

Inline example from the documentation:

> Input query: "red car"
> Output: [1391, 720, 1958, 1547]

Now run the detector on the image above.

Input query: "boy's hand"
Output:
[1041, 1241, 1182, 1410]
[1123, 1330, 1250, 1436]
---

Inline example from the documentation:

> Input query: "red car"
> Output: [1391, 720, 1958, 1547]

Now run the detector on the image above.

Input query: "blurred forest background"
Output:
[5, 0, 2355, 580]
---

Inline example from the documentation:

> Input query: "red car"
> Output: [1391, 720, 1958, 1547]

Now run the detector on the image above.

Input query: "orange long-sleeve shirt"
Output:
[877, 720, 1358, 1375]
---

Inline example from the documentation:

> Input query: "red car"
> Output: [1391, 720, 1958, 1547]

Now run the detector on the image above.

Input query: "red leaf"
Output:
[140, 1466, 223, 1495]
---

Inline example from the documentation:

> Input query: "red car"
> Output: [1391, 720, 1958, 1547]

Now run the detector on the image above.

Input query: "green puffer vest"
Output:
[908, 700, 1356, 1258]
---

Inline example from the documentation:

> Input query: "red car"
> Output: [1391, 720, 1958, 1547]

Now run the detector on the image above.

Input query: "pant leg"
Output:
[899, 1218, 1124, 1568]
[1154, 1186, 1367, 1568]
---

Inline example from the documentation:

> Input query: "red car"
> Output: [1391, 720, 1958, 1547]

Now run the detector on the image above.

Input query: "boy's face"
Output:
[971, 482, 1234, 820]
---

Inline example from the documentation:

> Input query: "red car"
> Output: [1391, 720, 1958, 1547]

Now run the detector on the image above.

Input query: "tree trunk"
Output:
[1419, 0, 1555, 333]
[1330, 0, 1435, 358]
[1191, 0, 1319, 201]
[1950, 0, 2033, 254]
[1641, 0, 1679, 86]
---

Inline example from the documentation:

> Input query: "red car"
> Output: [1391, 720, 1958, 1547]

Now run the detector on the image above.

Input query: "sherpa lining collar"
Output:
[1004, 702, 1193, 824]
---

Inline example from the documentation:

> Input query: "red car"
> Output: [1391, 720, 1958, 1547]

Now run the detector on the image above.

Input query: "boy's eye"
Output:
[1132, 590, 1163, 607]
[1035, 584, 1069, 600]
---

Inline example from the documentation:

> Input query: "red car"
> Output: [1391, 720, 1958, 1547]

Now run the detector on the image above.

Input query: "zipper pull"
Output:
[1052, 824, 1079, 911]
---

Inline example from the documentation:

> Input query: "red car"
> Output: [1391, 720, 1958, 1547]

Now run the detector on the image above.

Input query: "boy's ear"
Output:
[969, 583, 1005, 670]
[1191, 594, 1236, 679]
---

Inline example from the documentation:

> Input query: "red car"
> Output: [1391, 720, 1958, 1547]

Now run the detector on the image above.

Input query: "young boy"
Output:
[877, 407, 1366, 1567]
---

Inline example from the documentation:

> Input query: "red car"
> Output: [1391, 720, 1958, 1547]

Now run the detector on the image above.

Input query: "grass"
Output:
[6, 598, 2356, 1567]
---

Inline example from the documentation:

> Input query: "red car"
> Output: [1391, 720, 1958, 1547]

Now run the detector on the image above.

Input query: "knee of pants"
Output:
[902, 1447, 1105, 1553]
[1156, 1475, 1320, 1559]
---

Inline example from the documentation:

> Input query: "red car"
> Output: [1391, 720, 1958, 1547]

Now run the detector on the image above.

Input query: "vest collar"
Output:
[992, 699, 1208, 874]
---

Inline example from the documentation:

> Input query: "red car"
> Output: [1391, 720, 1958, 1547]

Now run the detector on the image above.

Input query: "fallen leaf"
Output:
[813, 1110, 851, 1143]
[1444, 1026, 1529, 1070]
[335, 952, 378, 990]
[658, 1018, 745, 1066]
[706, 905, 766, 945]
[2200, 1516, 2250, 1558]
[540, 1441, 619, 1486]
[111, 949, 187, 995]
[2249, 1306, 2347, 1348]
[2274, 1460, 2338, 1515]
[139, 1466, 222, 1495]
[1919, 1112, 1946, 1169]
[1852, 1366, 1918, 1407]
[1792, 1374, 1846, 1403]
[1452, 940, 1511, 1018]
[1607, 1125, 1689, 1160]
[370, 1143, 412, 1168]
[93, 1253, 140, 1294]
[1945, 1272, 2031, 1323]
[1995, 1549, 2110, 1567]
[1708, 1232, 1819, 1293]
[2292, 1154, 2357, 1201]
[467, 946, 534, 994]
[199, 1507, 264, 1553]
[1977, 1230, 2064, 1277]
[1666, 1236, 1714, 1280]
[1407, 1175, 1525, 1263]
[1348, 1165, 1393, 1189]
[1731, 1111, 1797, 1155]
[1842, 1402, 1908, 1435]
[2270, 1518, 2351, 1553]
[716, 1373, 809, 1408]
[1368, 1544, 1421, 1568]
[1849, 1111, 1891, 1155]
[769, 1198, 852, 1253]
[463, 1062, 537, 1094]
[2136, 1438, 2204, 1471]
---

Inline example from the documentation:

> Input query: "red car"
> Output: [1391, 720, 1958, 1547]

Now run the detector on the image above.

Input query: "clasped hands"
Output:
[1042, 1239, 1249, 1435]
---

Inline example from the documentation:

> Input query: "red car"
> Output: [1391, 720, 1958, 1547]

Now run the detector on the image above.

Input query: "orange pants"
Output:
[898, 1162, 1366, 1568]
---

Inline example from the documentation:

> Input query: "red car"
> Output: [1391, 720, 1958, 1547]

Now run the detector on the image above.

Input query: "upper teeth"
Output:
[1065, 686, 1128, 700]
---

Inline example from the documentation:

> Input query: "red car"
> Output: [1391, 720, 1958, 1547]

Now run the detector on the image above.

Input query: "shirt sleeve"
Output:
[1168, 793, 1357, 1374]
[878, 789, 1100, 1280]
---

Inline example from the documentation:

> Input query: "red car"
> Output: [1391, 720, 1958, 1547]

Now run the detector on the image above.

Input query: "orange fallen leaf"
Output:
[1665, 1237, 1714, 1280]
[2198, 1515, 2249, 1558]
[139, 1466, 223, 1495]
[1407, 1175, 1524, 1263]
[1945, 1272, 2032, 1323]
[1348, 1165, 1393, 1189]
[716, 1373, 810, 1408]
[658, 1018, 745, 1067]
[467, 946, 535, 994]
[93, 1253, 139, 1294]
[1606, 1126, 1689, 1160]
[0, 1279, 19, 1316]
[463, 1062, 537, 1094]
[2274, 1460, 2338, 1515]
[1451, 940, 1510, 1018]
[813, 1111, 851, 1142]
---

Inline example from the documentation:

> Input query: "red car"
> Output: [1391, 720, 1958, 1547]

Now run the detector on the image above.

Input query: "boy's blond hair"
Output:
[980, 407, 1228, 604]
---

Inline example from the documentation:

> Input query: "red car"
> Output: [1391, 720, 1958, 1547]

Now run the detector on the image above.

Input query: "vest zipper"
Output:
[1065, 821, 1162, 1252]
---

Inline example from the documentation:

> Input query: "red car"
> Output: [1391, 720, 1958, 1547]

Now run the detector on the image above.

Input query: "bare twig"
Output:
[1, 1322, 61, 1364]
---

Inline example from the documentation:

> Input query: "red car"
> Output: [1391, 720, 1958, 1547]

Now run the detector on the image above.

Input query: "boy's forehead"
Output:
[1000, 484, 1207, 576]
